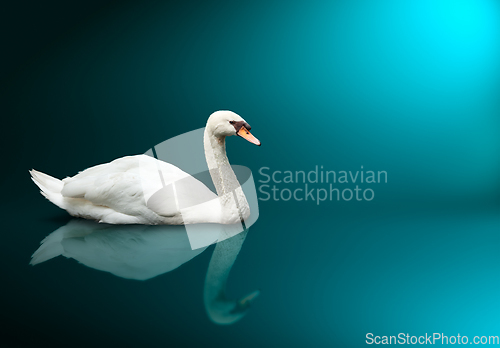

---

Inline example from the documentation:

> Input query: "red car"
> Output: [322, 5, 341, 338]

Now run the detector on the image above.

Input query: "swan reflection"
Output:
[31, 219, 258, 324]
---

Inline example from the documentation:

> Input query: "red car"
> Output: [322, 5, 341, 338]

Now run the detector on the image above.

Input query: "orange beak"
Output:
[237, 126, 261, 146]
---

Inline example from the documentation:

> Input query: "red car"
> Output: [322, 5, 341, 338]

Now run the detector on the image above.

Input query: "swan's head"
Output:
[207, 110, 261, 146]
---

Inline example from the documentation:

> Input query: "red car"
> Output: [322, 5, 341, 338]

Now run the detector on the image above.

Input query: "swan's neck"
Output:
[204, 129, 250, 224]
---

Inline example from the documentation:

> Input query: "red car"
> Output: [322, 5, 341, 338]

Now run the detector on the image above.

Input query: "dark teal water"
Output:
[2, 0, 500, 347]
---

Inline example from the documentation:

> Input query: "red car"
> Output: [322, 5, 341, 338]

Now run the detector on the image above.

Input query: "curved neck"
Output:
[203, 128, 250, 224]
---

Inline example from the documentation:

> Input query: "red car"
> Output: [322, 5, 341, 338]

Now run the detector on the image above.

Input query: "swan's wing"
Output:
[60, 155, 217, 222]
[61, 155, 161, 198]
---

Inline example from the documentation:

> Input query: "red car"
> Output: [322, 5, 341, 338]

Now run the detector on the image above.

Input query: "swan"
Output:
[31, 219, 260, 324]
[30, 111, 261, 225]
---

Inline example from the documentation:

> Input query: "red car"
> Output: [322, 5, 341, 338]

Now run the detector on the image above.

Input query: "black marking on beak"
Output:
[232, 121, 251, 133]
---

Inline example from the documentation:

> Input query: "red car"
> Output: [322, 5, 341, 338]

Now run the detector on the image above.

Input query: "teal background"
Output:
[1, 0, 500, 346]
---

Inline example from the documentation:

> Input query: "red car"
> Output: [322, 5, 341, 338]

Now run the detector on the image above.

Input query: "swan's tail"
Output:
[30, 169, 65, 209]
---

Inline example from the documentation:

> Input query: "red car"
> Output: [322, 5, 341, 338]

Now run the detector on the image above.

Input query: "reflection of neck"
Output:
[203, 128, 250, 223]
[204, 228, 250, 325]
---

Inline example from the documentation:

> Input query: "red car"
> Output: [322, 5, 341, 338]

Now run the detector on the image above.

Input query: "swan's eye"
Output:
[229, 121, 235, 124]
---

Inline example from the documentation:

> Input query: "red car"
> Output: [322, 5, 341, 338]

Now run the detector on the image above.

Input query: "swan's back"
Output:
[32, 155, 219, 224]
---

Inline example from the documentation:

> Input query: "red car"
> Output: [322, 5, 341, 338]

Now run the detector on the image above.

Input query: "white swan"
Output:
[30, 111, 261, 225]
